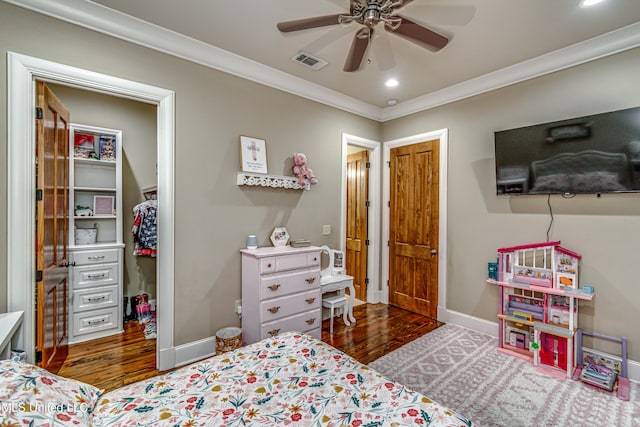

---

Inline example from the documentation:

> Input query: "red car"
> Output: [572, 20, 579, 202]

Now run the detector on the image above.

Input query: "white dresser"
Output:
[241, 246, 322, 344]
[69, 246, 123, 343]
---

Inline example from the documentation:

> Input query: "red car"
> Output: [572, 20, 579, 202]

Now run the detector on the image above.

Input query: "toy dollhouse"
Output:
[488, 241, 594, 380]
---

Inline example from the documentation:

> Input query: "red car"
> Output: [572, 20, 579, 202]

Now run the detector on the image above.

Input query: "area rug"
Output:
[369, 323, 640, 427]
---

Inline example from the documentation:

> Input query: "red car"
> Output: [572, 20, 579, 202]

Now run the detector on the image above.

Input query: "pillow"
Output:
[531, 172, 626, 193]
[0, 359, 102, 426]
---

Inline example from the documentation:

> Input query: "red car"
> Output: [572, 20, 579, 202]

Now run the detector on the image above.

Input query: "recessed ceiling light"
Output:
[385, 78, 399, 88]
[579, 0, 606, 7]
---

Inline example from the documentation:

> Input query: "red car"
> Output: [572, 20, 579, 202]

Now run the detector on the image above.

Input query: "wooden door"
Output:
[346, 150, 369, 301]
[36, 81, 70, 373]
[389, 140, 439, 318]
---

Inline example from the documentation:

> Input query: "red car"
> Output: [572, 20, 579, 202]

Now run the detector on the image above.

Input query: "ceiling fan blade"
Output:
[390, 0, 415, 9]
[343, 27, 372, 72]
[387, 16, 448, 52]
[277, 14, 343, 33]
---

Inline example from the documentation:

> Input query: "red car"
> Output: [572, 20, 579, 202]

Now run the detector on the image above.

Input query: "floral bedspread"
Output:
[94, 331, 473, 426]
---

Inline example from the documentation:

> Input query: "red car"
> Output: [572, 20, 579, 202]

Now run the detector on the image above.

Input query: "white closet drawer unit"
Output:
[72, 285, 119, 312]
[260, 289, 320, 322]
[260, 309, 322, 340]
[72, 263, 118, 289]
[72, 248, 119, 265]
[241, 246, 322, 345]
[72, 307, 119, 338]
[69, 245, 123, 344]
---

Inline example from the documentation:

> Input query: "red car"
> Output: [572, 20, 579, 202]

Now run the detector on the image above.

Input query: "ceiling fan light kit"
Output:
[277, 0, 449, 72]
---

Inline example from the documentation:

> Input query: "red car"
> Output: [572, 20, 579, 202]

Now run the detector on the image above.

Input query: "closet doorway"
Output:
[47, 82, 158, 363]
[7, 53, 176, 371]
[341, 134, 381, 303]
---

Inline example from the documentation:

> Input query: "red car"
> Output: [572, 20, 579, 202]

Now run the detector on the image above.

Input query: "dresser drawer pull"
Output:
[87, 296, 107, 302]
[305, 318, 316, 325]
[305, 297, 316, 304]
[87, 273, 107, 280]
[267, 263, 272, 268]
[268, 328, 281, 337]
[267, 284, 281, 291]
[87, 255, 105, 261]
[305, 277, 316, 284]
[267, 306, 280, 314]
[87, 318, 106, 325]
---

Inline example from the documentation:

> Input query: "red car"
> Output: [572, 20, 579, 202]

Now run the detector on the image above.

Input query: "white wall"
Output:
[0, 2, 380, 345]
[382, 47, 640, 361]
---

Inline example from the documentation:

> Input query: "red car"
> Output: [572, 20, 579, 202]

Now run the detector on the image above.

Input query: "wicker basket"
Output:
[215, 327, 242, 355]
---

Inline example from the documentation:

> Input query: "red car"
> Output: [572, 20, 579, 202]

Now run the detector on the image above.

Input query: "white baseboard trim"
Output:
[437, 307, 498, 337]
[157, 347, 174, 372]
[172, 337, 216, 368]
[439, 307, 639, 384]
[368, 290, 383, 304]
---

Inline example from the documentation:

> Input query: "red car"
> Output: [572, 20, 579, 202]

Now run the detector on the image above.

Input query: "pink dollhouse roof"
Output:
[497, 241, 561, 253]
[497, 240, 582, 259]
[556, 246, 582, 259]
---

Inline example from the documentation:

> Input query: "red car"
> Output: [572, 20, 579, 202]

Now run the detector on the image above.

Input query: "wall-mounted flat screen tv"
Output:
[494, 106, 640, 195]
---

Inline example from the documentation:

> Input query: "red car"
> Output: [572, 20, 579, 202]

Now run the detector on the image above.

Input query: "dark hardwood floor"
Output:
[58, 303, 443, 392]
[321, 303, 444, 364]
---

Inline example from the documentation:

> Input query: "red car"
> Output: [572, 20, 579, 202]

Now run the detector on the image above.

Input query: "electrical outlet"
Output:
[322, 224, 331, 235]
[235, 299, 242, 315]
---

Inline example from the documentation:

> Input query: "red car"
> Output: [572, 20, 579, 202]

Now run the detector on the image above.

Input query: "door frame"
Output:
[340, 133, 380, 303]
[7, 52, 176, 370]
[382, 129, 448, 317]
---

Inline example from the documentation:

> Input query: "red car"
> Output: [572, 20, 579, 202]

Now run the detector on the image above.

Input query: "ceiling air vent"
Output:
[291, 52, 328, 70]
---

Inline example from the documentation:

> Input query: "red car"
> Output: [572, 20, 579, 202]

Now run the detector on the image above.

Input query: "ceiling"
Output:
[10, 0, 640, 121]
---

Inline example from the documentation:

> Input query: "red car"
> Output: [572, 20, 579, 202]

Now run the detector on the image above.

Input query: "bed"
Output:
[0, 331, 473, 426]
[529, 149, 631, 193]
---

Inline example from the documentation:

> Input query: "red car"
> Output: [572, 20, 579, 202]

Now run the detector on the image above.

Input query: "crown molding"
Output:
[5, 0, 640, 123]
[381, 21, 640, 121]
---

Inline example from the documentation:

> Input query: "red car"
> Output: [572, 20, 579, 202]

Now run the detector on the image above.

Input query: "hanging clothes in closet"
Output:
[132, 198, 157, 257]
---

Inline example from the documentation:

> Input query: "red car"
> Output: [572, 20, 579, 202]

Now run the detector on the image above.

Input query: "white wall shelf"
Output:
[68, 123, 124, 344]
[236, 172, 310, 190]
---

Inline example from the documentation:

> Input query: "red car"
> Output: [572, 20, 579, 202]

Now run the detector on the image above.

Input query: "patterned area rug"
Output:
[369, 324, 640, 427]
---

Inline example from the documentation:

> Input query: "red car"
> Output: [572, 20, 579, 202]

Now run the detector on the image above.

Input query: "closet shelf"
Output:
[236, 172, 310, 190]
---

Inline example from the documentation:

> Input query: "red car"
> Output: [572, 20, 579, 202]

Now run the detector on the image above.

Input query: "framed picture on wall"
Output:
[240, 136, 268, 174]
[93, 195, 115, 216]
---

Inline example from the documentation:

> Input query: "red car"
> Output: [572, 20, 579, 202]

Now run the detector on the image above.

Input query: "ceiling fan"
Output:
[277, 0, 449, 72]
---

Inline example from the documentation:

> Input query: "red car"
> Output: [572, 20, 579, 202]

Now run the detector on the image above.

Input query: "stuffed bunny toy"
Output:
[292, 152, 318, 186]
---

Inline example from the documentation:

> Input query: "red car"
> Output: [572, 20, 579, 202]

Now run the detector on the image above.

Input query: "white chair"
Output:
[322, 294, 347, 334]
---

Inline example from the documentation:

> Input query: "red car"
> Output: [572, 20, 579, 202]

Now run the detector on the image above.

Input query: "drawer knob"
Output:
[87, 318, 106, 325]
[88, 255, 105, 261]
[268, 284, 281, 291]
[305, 297, 316, 304]
[267, 263, 272, 268]
[87, 296, 107, 302]
[305, 277, 316, 284]
[87, 273, 107, 280]
[268, 328, 281, 337]
[305, 318, 316, 325]
[267, 306, 280, 314]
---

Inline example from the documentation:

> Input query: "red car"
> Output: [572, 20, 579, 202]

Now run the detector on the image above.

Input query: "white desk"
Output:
[321, 274, 356, 327]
